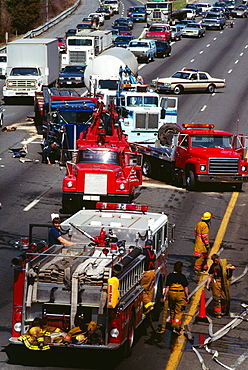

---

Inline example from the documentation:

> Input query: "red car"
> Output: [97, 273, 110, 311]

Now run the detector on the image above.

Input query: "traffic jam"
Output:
[1, 0, 248, 369]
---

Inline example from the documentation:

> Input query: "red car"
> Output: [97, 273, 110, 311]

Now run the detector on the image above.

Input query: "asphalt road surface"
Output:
[0, 0, 248, 369]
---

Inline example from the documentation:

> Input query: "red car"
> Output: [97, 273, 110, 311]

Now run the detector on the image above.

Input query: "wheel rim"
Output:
[174, 86, 182, 95]
[143, 161, 150, 176]
[128, 323, 134, 348]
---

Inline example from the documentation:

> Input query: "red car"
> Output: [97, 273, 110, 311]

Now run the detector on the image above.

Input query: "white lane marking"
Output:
[199, 50, 203, 54]
[240, 52, 243, 56]
[190, 59, 194, 62]
[23, 185, 54, 211]
[201, 105, 207, 112]
[138, 64, 146, 70]
[23, 199, 40, 211]
[231, 351, 248, 369]
[212, 92, 216, 96]
[228, 69, 232, 73]
[21, 137, 38, 145]
[245, 45, 248, 48]
[206, 44, 210, 47]
[213, 37, 217, 40]
[235, 60, 239, 64]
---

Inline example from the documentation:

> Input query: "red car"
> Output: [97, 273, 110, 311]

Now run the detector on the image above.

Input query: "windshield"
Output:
[68, 38, 92, 46]
[191, 135, 232, 148]
[77, 149, 120, 165]
[0, 56, 7, 62]
[63, 66, 86, 73]
[171, 71, 190, 79]
[57, 111, 93, 126]
[127, 95, 158, 107]
[129, 41, 149, 48]
[98, 79, 119, 90]
[10, 67, 39, 76]
[149, 26, 167, 32]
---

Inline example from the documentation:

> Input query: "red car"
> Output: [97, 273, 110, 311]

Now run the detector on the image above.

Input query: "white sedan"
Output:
[152, 68, 226, 94]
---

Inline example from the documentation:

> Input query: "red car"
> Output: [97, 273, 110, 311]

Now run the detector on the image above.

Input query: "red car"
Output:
[56, 37, 66, 53]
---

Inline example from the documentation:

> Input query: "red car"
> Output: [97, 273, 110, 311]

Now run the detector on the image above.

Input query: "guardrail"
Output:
[0, 0, 81, 53]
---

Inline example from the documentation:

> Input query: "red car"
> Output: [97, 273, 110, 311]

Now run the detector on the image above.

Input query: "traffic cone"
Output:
[196, 289, 208, 322]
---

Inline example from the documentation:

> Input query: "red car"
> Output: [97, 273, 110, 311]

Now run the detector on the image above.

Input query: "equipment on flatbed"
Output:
[10, 203, 175, 353]
[132, 123, 248, 191]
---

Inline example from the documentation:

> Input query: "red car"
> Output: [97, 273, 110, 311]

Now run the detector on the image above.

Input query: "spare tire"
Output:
[158, 123, 181, 146]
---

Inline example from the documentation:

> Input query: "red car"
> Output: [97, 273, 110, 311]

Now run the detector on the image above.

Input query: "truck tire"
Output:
[173, 85, 183, 95]
[142, 159, 152, 177]
[152, 279, 163, 322]
[124, 312, 135, 357]
[207, 84, 216, 93]
[158, 123, 181, 146]
[186, 169, 196, 191]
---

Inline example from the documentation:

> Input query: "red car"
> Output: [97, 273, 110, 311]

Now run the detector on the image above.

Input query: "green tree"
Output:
[4, 0, 41, 34]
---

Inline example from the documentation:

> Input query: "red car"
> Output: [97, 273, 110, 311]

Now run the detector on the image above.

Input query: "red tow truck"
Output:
[132, 123, 248, 191]
[62, 102, 142, 213]
[10, 203, 175, 354]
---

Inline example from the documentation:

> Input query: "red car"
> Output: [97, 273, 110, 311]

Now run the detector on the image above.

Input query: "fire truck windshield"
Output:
[191, 135, 232, 149]
[77, 149, 120, 165]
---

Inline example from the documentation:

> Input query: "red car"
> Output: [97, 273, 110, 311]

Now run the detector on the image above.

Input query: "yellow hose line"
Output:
[164, 191, 239, 370]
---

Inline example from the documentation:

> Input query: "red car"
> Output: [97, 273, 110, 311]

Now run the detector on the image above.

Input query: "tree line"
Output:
[0, 0, 75, 43]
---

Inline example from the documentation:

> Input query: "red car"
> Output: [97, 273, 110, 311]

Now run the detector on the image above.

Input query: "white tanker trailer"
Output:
[84, 47, 140, 101]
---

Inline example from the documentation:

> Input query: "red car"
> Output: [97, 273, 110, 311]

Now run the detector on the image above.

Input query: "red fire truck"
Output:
[62, 102, 142, 213]
[10, 203, 175, 354]
[132, 123, 248, 191]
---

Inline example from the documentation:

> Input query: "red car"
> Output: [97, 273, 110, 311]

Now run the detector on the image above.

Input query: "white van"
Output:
[0, 53, 7, 78]
[102, 0, 119, 14]
[195, 2, 212, 14]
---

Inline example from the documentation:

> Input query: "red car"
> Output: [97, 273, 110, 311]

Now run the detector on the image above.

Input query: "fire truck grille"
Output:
[135, 113, 159, 129]
[69, 51, 86, 64]
[7, 80, 36, 88]
[84, 173, 107, 195]
[209, 158, 239, 175]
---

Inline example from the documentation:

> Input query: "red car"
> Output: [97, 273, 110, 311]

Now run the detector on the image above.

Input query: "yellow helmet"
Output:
[201, 212, 212, 220]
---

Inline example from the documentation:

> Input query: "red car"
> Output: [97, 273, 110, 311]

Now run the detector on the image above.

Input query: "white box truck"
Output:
[3, 38, 59, 101]
[61, 30, 113, 69]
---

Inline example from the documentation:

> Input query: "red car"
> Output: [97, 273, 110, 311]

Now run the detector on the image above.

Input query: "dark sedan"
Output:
[113, 36, 134, 47]
[155, 40, 171, 57]
[114, 25, 132, 36]
[59, 65, 86, 87]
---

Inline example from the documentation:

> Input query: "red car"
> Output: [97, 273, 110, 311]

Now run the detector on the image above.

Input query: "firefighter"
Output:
[48, 216, 74, 247]
[206, 254, 235, 318]
[193, 211, 212, 274]
[163, 261, 189, 334]
[140, 239, 156, 314]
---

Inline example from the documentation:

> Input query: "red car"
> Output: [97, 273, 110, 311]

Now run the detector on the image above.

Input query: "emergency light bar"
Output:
[182, 123, 215, 129]
[96, 202, 148, 212]
[182, 68, 198, 72]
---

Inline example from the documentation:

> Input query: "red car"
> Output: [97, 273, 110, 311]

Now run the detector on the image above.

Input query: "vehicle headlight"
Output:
[8, 81, 13, 86]
[110, 328, 119, 338]
[200, 165, 206, 171]
[14, 322, 22, 332]
[75, 77, 82, 80]
[59, 77, 64, 80]
[164, 83, 171, 87]
[30, 81, 36, 86]
[119, 183, 125, 190]
[67, 181, 73, 188]
[241, 165, 247, 172]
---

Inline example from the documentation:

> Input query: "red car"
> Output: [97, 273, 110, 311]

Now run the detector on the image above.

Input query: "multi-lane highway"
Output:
[0, 0, 248, 369]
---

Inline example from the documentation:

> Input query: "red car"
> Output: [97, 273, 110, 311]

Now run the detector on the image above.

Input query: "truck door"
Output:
[159, 97, 178, 124]
[153, 225, 167, 275]
[233, 134, 248, 159]
[174, 133, 189, 169]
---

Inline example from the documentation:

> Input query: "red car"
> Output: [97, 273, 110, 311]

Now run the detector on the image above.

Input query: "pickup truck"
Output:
[201, 12, 226, 29]
[145, 23, 172, 42]
[127, 38, 156, 63]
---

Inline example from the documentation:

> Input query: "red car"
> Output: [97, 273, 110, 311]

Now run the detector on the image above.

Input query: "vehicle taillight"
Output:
[12, 307, 22, 336]
[21, 237, 29, 249]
